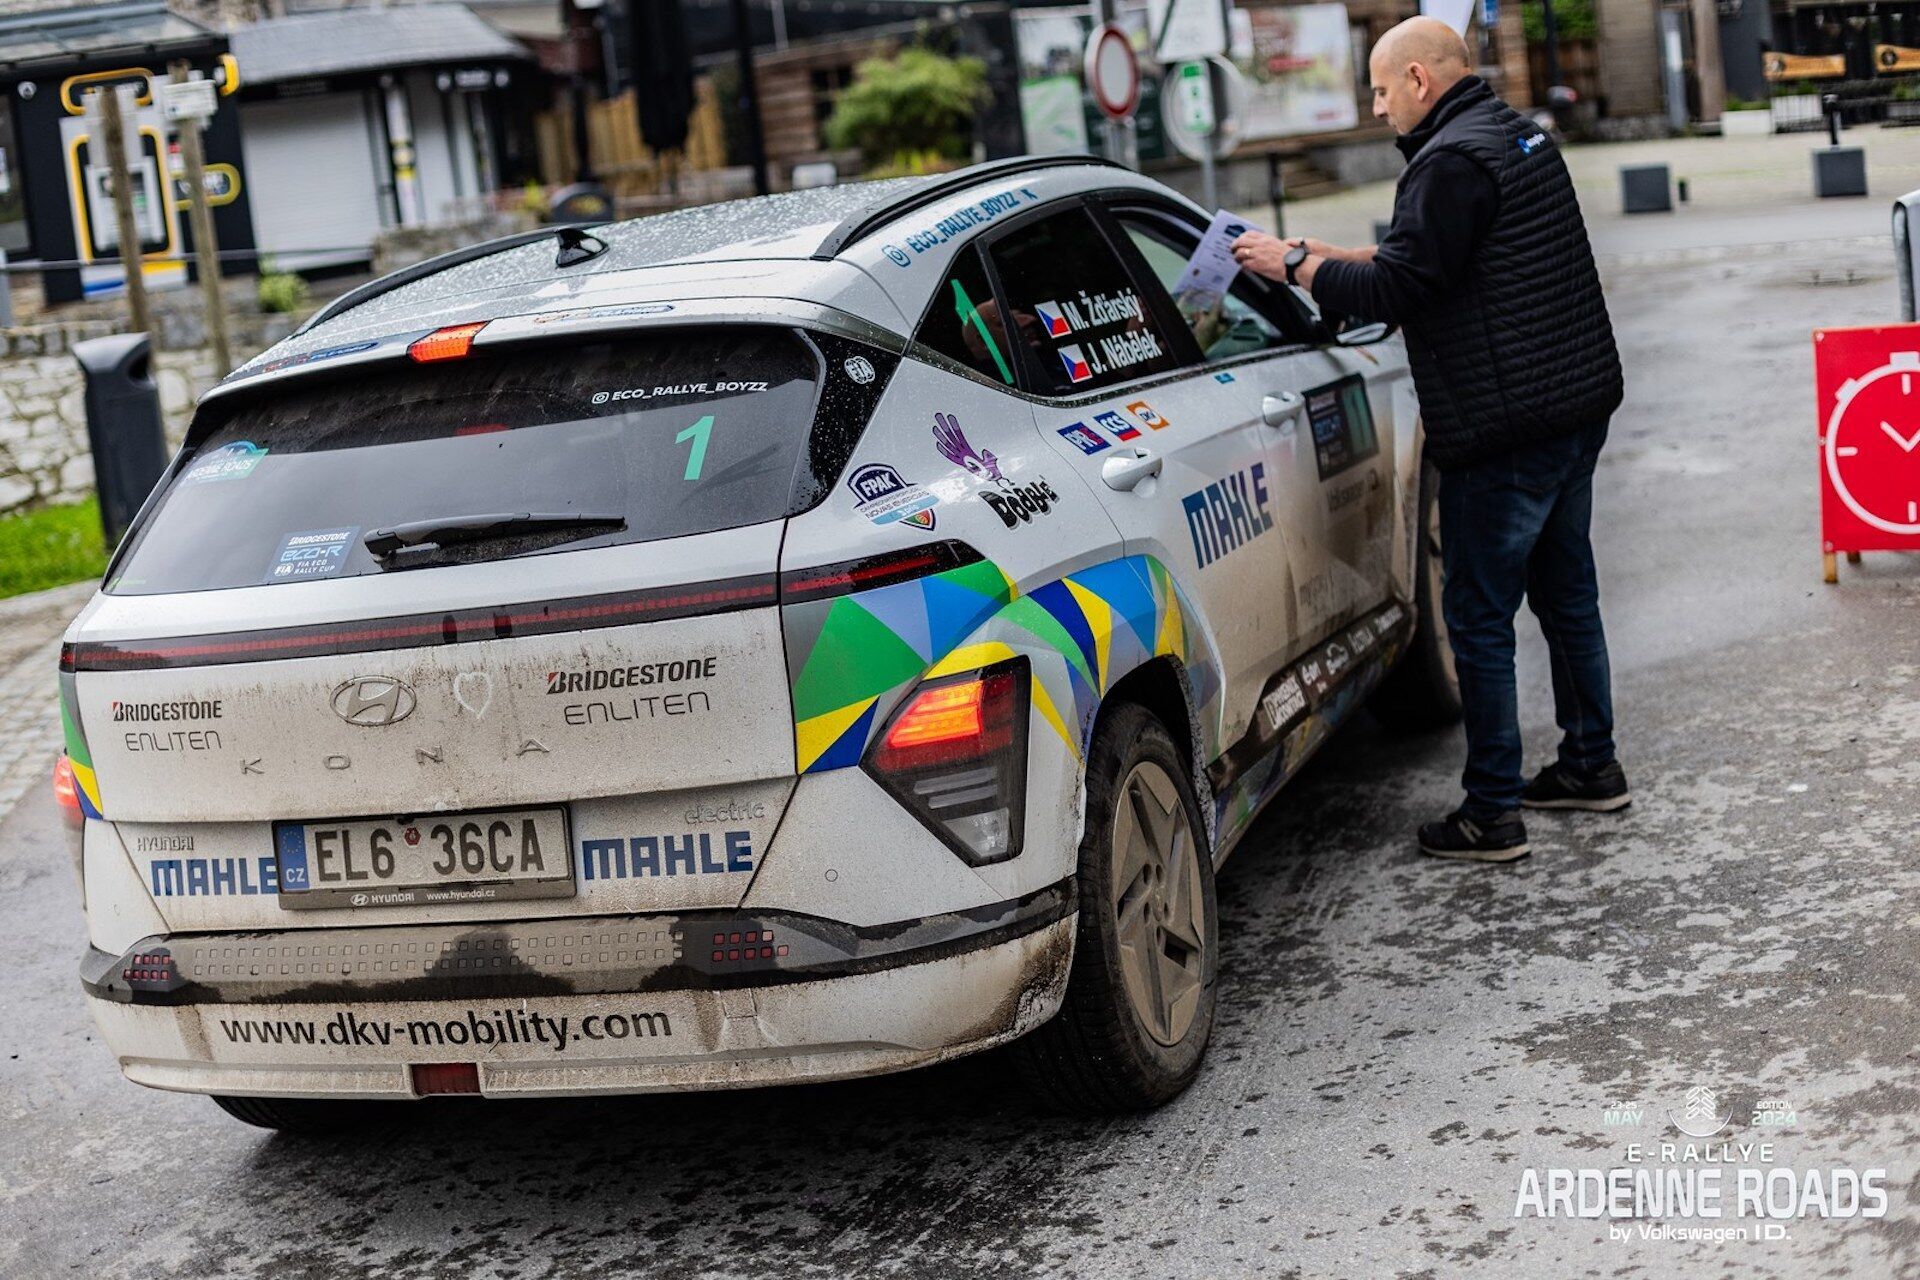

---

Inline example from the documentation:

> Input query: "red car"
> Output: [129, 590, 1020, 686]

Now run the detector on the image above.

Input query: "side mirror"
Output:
[1336, 320, 1397, 347]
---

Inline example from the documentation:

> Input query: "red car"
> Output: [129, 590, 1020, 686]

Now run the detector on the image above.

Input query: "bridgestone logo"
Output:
[546, 658, 717, 694]
[112, 699, 223, 722]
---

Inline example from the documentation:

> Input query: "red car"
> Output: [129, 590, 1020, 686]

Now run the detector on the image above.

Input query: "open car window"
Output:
[982, 205, 1186, 396]
[1112, 207, 1323, 361]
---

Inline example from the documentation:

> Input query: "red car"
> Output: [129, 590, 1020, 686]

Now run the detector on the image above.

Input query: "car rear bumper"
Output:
[81, 884, 1074, 1098]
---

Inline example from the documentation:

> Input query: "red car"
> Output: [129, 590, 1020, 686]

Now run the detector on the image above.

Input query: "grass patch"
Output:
[0, 498, 107, 598]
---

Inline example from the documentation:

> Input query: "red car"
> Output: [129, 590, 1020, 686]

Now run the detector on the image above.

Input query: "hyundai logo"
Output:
[331, 676, 417, 727]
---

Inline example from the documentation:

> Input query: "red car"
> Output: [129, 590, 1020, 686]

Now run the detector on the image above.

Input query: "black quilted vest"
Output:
[1393, 79, 1623, 469]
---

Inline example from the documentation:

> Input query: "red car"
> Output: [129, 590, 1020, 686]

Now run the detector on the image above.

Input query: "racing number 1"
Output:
[676, 415, 714, 481]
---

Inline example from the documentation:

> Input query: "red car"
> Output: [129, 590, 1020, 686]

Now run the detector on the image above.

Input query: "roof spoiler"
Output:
[296, 226, 608, 336]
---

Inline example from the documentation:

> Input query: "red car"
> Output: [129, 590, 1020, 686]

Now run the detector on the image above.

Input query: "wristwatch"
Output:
[1283, 243, 1310, 287]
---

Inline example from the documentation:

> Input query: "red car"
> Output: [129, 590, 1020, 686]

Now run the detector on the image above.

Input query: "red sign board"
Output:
[1084, 23, 1142, 122]
[1814, 324, 1920, 556]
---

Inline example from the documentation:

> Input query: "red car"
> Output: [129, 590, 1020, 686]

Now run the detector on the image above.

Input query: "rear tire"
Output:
[1370, 458, 1464, 731]
[1014, 702, 1217, 1113]
[211, 1094, 402, 1134]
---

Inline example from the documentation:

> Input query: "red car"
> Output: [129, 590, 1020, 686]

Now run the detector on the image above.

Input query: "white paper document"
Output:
[1171, 208, 1253, 313]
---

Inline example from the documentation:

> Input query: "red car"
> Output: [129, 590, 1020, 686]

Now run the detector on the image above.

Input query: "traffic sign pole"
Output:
[1173, 60, 1220, 208]
[169, 61, 230, 377]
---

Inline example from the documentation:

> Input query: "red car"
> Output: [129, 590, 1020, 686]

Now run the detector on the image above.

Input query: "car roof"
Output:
[219, 156, 1182, 399]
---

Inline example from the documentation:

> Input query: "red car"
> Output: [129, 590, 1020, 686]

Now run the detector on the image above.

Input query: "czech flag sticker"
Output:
[1059, 345, 1092, 383]
[1036, 300, 1072, 338]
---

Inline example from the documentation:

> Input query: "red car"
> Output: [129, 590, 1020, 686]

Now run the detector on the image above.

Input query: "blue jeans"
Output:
[1438, 423, 1616, 819]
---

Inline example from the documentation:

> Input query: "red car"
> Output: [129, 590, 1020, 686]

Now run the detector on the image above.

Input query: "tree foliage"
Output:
[824, 48, 988, 166]
[1522, 0, 1597, 44]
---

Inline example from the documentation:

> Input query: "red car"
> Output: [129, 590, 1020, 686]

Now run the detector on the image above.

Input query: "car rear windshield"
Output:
[108, 328, 820, 595]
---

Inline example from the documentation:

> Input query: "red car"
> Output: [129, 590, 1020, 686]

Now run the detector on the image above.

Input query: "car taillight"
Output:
[53, 754, 83, 830]
[407, 321, 486, 363]
[866, 659, 1028, 865]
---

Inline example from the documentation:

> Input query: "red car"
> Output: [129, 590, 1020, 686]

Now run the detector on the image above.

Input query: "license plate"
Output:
[273, 807, 574, 910]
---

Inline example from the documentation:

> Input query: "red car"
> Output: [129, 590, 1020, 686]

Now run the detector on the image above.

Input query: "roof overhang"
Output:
[0, 0, 225, 82]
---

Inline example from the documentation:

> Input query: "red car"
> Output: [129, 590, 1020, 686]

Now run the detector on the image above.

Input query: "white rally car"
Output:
[53, 157, 1459, 1130]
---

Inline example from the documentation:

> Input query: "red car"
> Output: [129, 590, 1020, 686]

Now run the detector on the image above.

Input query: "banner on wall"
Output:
[1236, 3, 1360, 140]
[1013, 3, 1168, 160]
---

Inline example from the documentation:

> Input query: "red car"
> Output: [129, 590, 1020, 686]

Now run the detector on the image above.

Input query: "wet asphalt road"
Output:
[5, 235, 1920, 1279]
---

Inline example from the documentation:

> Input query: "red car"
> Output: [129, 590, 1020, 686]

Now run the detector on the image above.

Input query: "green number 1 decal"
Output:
[676, 414, 714, 481]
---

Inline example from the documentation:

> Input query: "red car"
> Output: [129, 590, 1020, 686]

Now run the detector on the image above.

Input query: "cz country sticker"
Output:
[846, 462, 937, 531]
[1058, 345, 1093, 384]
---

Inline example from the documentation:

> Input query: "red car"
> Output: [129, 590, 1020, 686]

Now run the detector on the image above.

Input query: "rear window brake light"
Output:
[408, 322, 487, 363]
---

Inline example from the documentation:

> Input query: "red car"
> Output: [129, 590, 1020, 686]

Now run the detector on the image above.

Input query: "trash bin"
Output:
[72, 332, 169, 548]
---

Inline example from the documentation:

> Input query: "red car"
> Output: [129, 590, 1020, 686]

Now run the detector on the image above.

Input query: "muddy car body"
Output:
[57, 157, 1458, 1127]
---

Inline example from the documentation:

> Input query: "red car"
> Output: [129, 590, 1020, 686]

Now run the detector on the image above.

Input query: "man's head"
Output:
[1368, 16, 1473, 134]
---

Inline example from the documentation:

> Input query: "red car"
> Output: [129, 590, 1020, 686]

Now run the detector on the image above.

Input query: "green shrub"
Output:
[824, 48, 988, 168]
[256, 270, 309, 315]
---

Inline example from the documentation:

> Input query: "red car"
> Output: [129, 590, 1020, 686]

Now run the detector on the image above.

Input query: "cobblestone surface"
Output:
[0, 582, 93, 814]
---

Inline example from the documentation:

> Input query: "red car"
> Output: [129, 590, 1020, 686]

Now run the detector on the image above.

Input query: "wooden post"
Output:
[1823, 552, 1838, 583]
[96, 86, 153, 340]
[170, 61, 231, 376]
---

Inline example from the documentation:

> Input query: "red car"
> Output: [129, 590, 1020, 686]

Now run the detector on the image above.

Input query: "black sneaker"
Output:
[1417, 810, 1531, 862]
[1522, 760, 1631, 812]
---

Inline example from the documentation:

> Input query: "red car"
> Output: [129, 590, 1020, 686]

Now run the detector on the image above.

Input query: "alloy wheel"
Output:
[1109, 759, 1207, 1047]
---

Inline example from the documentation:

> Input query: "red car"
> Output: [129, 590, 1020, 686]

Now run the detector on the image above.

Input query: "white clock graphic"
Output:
[1825, 349, 1920, 534]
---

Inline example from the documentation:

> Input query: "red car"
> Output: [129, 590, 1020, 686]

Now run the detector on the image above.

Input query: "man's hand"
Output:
[1230, 230, 1295, 282]
[1231, 232, 1351, 291]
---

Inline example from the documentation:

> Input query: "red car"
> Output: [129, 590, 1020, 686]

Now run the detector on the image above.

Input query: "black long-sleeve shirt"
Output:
[1311, 111, 1500, 324]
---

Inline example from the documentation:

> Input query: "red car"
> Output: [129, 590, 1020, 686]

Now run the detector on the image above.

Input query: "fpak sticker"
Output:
[846, 463, 937, 531]
[266, 528, 357, 583]
[181, 441, 268, 484]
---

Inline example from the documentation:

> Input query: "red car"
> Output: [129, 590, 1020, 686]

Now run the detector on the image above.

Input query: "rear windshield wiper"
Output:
[364, 512, 626, 558]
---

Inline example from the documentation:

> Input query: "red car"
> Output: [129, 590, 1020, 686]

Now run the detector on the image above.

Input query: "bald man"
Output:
[1235, 17, 1628, 863]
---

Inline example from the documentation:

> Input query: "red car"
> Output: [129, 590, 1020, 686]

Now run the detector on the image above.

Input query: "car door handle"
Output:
[1262, 392, 1305, 430]
[1101, 448, 1162, 492]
